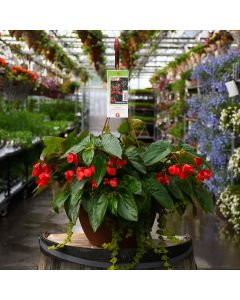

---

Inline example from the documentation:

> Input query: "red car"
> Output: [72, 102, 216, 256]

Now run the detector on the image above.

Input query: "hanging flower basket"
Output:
[32, 118, 214, 270]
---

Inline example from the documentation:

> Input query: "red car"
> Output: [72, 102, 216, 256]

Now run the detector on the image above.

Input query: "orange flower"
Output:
[0, 57, 7, 67]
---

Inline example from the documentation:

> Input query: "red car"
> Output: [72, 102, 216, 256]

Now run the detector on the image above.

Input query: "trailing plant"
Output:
[120, 31, 163, 70]
[76, 30, 107, 81]
[150, 31, 233, 85]
[9, 30, 77, 72]
[32, 118, 214, 269]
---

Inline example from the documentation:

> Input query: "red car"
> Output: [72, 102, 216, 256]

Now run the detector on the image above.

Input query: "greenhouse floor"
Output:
[0, 188, 239, 270]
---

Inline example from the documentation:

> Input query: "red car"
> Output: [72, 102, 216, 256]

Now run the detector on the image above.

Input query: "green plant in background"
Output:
[0, 107, 74, 148]
[37, 100, 79, 122]
[129, 88, 154, 96]
[0, 111, 46, 136]
[43, 121, 71, 136]
[76, 30, 107, 81]
[169, 122, 184, 139]
[190, 44, 205, 55]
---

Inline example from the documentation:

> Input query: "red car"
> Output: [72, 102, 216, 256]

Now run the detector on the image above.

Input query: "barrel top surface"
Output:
[48, 233, 101, 249]
[39, 233, 194, 269]
[46, 232, 191, 249]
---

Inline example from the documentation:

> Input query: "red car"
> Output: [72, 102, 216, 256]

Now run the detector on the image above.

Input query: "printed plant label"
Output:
[107, 70, 129, 118]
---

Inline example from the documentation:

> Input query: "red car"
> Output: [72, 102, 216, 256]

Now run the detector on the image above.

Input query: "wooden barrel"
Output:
[38, 233, 197, 270]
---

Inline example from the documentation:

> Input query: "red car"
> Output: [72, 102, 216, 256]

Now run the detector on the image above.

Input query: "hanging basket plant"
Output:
[32, 118, 214, 270]
[9, 30, 77, 73]
[119, 30, 162, 70]
[76, 30, 107, 82]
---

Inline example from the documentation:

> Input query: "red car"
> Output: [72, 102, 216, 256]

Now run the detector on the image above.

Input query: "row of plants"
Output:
[0, 143, 42, 182]
[32, 77, 80, 99]
[0, 97, 78, 149]
[27, 97, 80, 122]
[0, 38, 67, 80]
[9, 30, 76, 72]
[0, 56, 80, 100]
[150, 31, 234, 85]
[32, 118, 213, 269]
[76, 31, 107, 81]
[0, 56, 38, 86]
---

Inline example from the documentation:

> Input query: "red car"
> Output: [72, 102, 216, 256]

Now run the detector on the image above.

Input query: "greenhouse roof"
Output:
[0, 30, 228, 82]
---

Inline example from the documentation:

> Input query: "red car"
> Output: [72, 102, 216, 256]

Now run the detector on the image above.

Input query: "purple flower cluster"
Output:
[186, 49, 240, 196]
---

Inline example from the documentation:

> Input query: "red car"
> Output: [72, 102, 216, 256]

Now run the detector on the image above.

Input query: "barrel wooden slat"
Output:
[38, 233, 197, 270]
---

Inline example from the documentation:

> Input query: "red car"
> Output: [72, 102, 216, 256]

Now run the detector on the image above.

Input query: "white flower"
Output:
[217, 186, 240, 233]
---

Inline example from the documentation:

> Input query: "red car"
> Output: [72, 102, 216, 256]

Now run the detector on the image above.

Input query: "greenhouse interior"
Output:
[0, 29, 240, 270]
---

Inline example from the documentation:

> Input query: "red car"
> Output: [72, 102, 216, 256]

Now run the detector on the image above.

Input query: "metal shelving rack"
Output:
[129, 90, 156, 142]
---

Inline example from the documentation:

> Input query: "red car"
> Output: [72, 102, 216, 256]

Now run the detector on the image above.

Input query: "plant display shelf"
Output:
[0, 127, 78, 217]
[129, 90, 155, 141]
[39, 233, 197, 270]
[0, 141, 42, 216]
[154, 90, 177, 142]
[183, 83, 200, 141]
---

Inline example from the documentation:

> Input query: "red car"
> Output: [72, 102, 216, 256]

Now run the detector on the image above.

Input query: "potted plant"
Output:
[32, 118, 213, 270]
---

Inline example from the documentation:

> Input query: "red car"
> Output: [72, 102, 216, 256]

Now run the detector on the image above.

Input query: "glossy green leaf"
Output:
[147, 177, 174, 209]
[117, 121, 129, 134]
[101, 133, 122, 159]
[93, 136, 102, 148]
[167, 177, 184, 201]
[143, 141, 172, 166]
[108, 193, 118, 216]
[62, 129, 77, 152]
[181, 144, 198, 156]
[51, 189, 70, 213]
[63, 179, 86, 221]
[43, 136, 64, 149]
[123, 175, 142, 195]
[117, 189, 138, 221]
[93, 155, 107, 186]
[41, 136, 65, 159]
[195, 187, 214, 213]
[82, 147, 94, 166]
[88, 193, 109, 232]
[61, 135, 91, 158]
[176, 177, 193, 199]
[125, 146, 146, 174]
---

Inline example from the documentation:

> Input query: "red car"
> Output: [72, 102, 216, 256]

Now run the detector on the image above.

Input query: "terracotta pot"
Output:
[79, 206, 156, 248]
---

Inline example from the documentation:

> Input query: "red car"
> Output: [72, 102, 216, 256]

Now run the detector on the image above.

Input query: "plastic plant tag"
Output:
[107, 70, 129, 118]
[225, 80, 239, 97]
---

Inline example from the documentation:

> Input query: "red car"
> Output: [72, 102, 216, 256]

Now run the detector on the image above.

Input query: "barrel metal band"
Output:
[39, 237, 193, 269]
